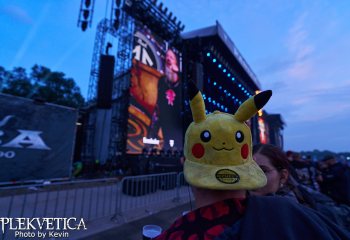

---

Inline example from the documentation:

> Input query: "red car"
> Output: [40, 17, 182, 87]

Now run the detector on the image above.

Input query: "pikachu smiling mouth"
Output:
[212, 147, 234, 151]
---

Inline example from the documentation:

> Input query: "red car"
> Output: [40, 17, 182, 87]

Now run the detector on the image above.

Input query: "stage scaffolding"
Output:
[83, 1, 135, 163]
[81, 0, 183, 164]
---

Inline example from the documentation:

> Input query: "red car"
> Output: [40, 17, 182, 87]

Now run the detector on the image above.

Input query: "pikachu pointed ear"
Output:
[234, 90, 272, 122]
[188, 81, 206, 123]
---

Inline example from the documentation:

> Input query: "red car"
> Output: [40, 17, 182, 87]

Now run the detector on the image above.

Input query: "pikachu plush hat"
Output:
[184, 81, 272, 190]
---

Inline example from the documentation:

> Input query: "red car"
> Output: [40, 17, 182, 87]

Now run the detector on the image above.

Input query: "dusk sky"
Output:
[0, 0, 349, 152]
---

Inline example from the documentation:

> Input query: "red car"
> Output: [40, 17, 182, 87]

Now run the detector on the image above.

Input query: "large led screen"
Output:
[127, 24, 183, 154]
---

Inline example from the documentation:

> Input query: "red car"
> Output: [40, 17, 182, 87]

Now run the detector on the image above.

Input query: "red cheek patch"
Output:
[192, 143, 205, 158]
[241, 144, 249, 159]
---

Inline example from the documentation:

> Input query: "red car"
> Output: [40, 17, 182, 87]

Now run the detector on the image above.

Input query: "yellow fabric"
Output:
[184, 92, 268, 190]
[234, 97, 258, 123]
[190, 91, 206, 123]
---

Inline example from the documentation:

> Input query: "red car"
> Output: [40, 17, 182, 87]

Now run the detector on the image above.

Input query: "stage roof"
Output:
[182, 21, 261, 90]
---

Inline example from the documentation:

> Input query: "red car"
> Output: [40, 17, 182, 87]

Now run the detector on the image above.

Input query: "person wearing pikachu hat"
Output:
[155, 82, 350, 240]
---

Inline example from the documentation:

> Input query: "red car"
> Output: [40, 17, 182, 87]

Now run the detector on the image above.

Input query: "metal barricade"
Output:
[113, 172, 178, 222]
[1, 173, 194, 239]
[112, 172, 194, 223]
[0, 178, 119, 240]
[175, 172, 193, 203]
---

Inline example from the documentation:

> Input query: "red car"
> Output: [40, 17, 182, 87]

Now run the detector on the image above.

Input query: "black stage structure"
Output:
[182, 21, 266, 145]
[77, 0, 284, 176]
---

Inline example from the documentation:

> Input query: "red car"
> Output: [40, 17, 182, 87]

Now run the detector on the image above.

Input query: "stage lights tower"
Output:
[77, 0, 95, 31]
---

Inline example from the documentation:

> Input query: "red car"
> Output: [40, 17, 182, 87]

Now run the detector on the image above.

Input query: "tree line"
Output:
[0, 65, 85, 108]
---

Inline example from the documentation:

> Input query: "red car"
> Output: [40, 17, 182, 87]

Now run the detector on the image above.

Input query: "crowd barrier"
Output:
[113, 172, 193, 223]
[0, 172, 193, 240]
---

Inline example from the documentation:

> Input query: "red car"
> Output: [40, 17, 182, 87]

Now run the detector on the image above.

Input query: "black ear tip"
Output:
[264, 90, 272, 98]
[254, 90, 272, 110]
[188, 81, 199, 100]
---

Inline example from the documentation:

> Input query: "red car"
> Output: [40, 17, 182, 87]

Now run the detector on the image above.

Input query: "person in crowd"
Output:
[288, 152, 320, 191]
[251, 144, 350, 229]
[286, 150, 294, 161]
[320, 155, 350, 205]
[155, 82, 350, 240]
[250, 144, 290, 197]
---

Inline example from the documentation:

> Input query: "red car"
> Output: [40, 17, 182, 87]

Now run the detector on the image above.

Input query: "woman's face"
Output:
[251, 153, 281, 196]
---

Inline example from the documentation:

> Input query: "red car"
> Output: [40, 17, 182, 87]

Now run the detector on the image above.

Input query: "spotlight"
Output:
[223, 69, 226, 72]
[83, 10, 89, 19]
[206, 52, 210, 57]
[115, 9, 120, 18]
[218, 64, 222, 68]
[213, 58, 216, 63]
[113, 19, 119, 29]
[227, 73, 231, 77]
[85, 0, 91, 8]
[231, 77, 235, 81]
[81, 21, 88, 31]
[238, 84, 241, 87]
[172, 16, 177, 23]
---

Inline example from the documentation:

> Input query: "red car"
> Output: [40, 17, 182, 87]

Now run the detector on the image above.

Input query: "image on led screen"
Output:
[127, 23, 183, 154]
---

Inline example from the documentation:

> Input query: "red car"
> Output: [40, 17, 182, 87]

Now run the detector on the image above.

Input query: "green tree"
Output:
[0, 65, 85, 108]
[2, 67, 32, 97]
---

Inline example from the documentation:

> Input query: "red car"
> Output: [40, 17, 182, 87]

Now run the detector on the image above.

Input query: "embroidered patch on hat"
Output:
[215, 169, 240, 184]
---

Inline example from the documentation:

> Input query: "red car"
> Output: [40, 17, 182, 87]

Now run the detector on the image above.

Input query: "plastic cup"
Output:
[142, 225, 162, 240]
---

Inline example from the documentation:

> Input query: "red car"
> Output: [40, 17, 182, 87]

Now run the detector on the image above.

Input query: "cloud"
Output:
[256, 14, 315, 80]
[0, 5, 33, 24]
[285, 13, 315, 80]
[274, 81, 350, 123]
[10, 3, 50, 68]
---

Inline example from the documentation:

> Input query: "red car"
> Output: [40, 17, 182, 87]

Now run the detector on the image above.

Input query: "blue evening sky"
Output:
[0, 0, 349, 152]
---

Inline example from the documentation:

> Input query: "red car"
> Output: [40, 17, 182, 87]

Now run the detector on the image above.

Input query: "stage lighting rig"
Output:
[77, 0, 95, 31]
[110, 0, 124, 30]
[123, 0, 185, 42]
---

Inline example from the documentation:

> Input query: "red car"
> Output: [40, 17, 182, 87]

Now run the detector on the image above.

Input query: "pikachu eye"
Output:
[200, 130, 211, 142]
[235, 130, 244, 143]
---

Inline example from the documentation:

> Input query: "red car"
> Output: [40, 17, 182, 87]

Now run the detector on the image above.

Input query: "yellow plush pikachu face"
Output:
[185, 111, 252, 166]
[183, 81, 272, 190]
